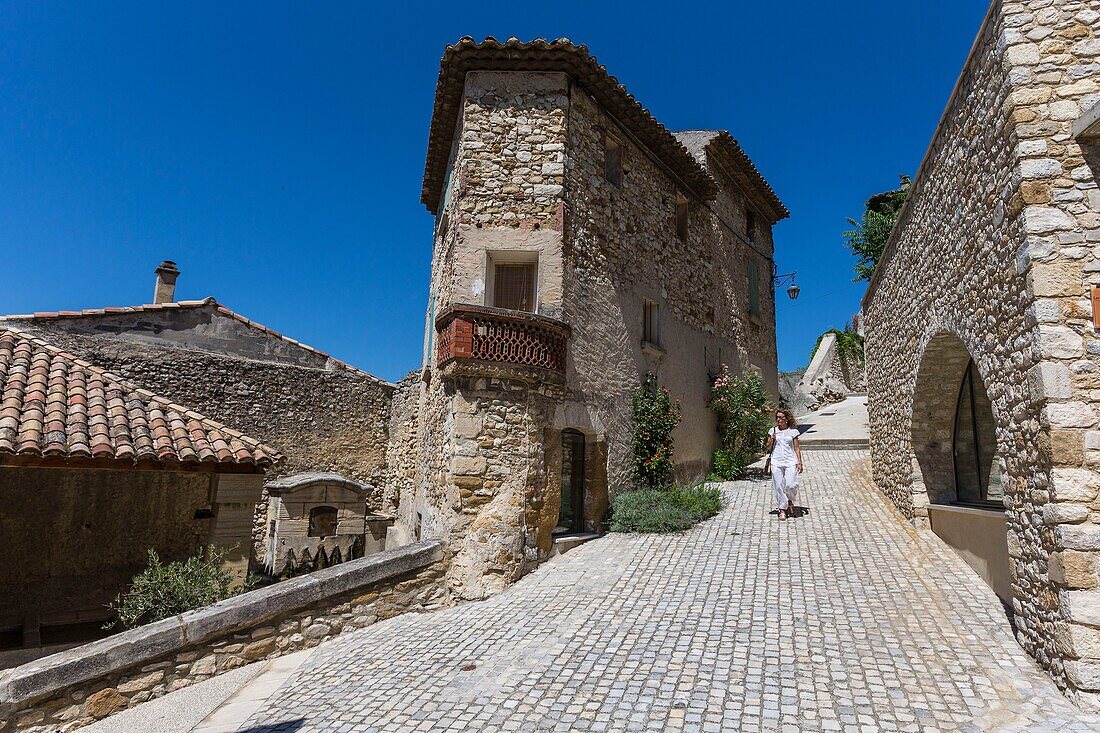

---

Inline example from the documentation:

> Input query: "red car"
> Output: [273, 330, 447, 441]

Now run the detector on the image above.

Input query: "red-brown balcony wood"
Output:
[435, 304, 570, 382]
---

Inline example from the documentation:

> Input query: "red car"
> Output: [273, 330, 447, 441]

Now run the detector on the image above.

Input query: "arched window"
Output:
[952, 360, 1001, 505]
[308, 506, 339, 538]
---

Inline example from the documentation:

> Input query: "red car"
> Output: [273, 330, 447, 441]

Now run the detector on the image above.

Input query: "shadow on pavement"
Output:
[237, 721, 306, 733]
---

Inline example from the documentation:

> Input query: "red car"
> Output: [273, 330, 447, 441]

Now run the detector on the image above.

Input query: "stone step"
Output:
[551, 533, 600, 556]
[800, 439, 870, 451]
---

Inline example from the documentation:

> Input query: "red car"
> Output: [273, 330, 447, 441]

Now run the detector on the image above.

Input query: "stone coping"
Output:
[264, 471, 376, 494]
[0, 540, 443, 708]
[927, 502, 1008, 517]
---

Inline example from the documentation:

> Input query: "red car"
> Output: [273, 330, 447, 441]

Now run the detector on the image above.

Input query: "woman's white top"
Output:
[769, 427, 801, 466]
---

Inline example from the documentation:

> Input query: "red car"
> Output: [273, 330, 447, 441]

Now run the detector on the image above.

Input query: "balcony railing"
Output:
[435, 304, 571, 378]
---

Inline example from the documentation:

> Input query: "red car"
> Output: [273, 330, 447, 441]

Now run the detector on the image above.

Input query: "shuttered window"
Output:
[748, 260, 761, 318]
[493, 262, 537, 312]
[643, 299, 660, 346]
[675, 195, 689, 242]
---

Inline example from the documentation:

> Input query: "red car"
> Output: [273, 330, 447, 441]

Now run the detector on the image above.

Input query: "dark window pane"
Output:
[605, 138, 622, 188]
[643, 300, 659, 345]
[308, 506, 339, 538]
[953, 365, 981, 503]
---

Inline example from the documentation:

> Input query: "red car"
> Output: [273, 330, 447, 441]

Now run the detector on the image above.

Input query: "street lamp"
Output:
[774, 270, 800, 300]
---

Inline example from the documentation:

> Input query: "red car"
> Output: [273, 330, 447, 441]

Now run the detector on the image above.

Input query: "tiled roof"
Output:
[421, 37, 718, 212]
[0, 328, 282, 467]
[3, 297, 380, 380]
[673, 130, 789, 223]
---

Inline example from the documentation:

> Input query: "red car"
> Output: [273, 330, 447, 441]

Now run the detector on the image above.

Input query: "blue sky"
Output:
[0, 1, 988, 381]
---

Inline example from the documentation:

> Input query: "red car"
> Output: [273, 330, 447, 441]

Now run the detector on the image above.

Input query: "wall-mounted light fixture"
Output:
[773, 269, 800, 300]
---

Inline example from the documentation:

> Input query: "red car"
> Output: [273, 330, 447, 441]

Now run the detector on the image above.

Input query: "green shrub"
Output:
[107, 546, 252, 630]
[707, 366, 773, 480]
[709, 449, 740, 482]
[610, 484, 722, 533]
[631, 373, 682, 490]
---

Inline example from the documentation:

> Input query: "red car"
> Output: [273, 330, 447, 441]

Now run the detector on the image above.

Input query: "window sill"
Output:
[641, 340, 665, 358]
[748, 314, 764, 327]
[929, 502, 1006, 515]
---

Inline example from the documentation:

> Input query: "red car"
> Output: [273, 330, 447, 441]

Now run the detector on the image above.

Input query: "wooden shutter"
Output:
[748, 260, 761, 317]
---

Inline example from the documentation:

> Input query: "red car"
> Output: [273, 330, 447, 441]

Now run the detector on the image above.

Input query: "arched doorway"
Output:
[556, 429, 586, 534]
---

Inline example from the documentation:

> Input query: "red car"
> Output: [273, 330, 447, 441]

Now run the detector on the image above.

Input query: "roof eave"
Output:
[420, 37, 716, 212]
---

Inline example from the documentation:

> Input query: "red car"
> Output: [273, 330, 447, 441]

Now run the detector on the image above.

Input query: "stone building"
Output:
[863, 0, 1100, 707]
[390, 38, 788, 600]
[0, 328, 280, 664]
[0, 262, 396, 573]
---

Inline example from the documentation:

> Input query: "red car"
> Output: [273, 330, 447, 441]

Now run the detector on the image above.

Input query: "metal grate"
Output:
[436, 304, 570, 375]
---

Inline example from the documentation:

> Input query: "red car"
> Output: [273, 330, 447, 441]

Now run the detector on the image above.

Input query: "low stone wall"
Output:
[0, 540, 445, 732]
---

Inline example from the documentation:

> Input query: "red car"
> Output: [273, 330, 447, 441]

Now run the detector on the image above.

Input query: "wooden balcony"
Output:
[435, 304, 571, 382]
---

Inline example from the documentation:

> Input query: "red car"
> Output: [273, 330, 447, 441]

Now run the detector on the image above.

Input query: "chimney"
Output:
[153, 260, 180, 304]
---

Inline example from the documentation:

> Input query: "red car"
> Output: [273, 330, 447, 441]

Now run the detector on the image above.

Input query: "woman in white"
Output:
[764, 407, 803, 521]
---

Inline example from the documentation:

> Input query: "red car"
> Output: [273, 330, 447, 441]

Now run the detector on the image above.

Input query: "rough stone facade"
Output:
[398, 39, 788, 599]
[864, 0, 1100, 707]
[0, 542, 445, 733]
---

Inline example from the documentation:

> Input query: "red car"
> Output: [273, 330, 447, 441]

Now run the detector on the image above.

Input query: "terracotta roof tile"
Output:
[0, 328, 282, 468]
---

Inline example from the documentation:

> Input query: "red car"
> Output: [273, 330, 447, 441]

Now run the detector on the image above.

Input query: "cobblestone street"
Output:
[217, 451, 1098, 732]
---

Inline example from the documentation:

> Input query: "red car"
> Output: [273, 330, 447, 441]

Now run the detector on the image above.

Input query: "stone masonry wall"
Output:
[0, 542, 445, 733]
[0, 467, 210, 632]
[563, 84, 779, 486]
[442, 376, 558, 600]
[455, 71, 567, 230]
[864, 0, 1100, 706]
[383, 371, 422, 515]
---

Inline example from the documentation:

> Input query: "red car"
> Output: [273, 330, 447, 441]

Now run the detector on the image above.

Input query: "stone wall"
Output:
[0, 466, 262, 658]
[563, 85, 757, 486]
[383, 372, 422, 516]
[456, 71, 567, 230]
[790, 332, 864, 415]
[0, 467, 209, 637]
[0, 541, 445, 732]
[863, 0, 1100, 706]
